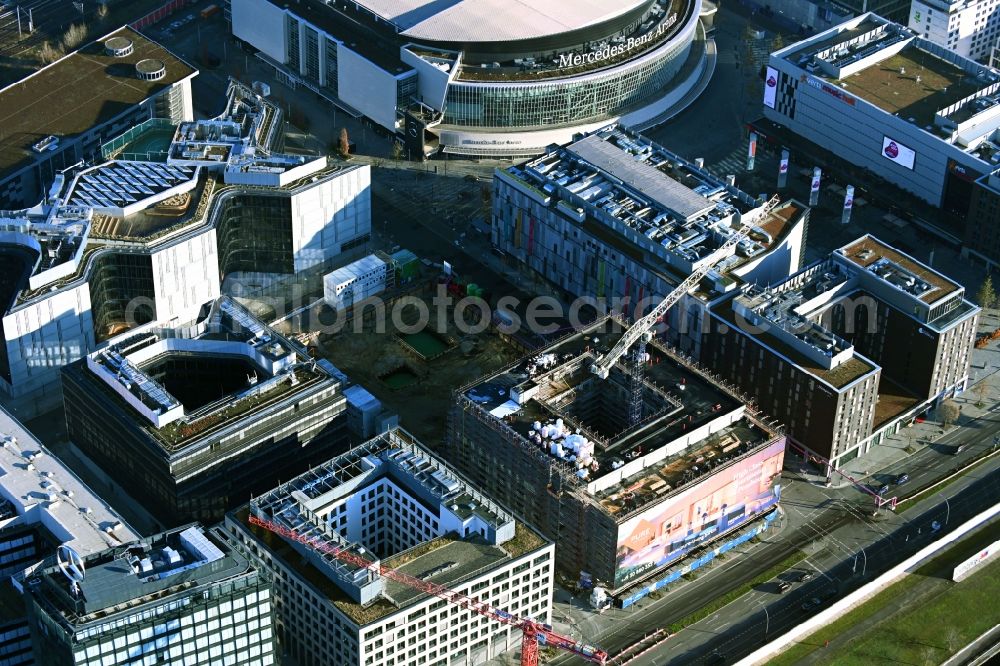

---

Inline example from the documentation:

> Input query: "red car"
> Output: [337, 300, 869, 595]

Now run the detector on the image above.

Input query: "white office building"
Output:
[909, 0, 1000, 62]
[0, 81, 371, 417]
[224, 428, 555, 666]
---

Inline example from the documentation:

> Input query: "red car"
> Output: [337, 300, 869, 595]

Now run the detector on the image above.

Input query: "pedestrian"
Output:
[824, 640, 829, 648]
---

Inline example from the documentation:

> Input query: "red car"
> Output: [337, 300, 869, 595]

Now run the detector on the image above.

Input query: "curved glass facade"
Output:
[442, 11, 698, 129]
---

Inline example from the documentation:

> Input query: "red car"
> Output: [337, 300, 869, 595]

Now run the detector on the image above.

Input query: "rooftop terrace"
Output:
[713, 299, 878, 390]
[0, 27, 195, 176]
[837, 235, 960, 304]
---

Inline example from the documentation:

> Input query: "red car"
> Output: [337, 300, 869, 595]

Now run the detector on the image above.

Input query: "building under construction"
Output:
[448, 319, 786, 596]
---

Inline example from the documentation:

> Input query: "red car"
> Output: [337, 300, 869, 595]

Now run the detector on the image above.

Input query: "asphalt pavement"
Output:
[608, 449, 1000, 666]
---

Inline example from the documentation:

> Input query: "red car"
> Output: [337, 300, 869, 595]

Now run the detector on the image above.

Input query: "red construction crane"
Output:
[248, 514, 607, 666]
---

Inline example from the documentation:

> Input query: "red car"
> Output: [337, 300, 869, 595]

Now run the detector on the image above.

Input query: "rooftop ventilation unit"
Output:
[135, 59, 166, 81]
[104, 36, 134, 57]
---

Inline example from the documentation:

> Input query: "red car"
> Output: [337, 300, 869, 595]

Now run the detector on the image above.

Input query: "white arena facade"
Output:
[230, 0, 709, 157]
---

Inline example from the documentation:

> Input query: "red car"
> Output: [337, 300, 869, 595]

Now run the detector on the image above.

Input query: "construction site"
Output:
[304, 265, 533, 448]
[447, 318, 787, 599]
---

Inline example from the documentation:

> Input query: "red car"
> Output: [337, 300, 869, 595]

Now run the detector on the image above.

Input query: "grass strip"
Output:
[665, 549, 807, 633]
[769, 520, 1000, 666]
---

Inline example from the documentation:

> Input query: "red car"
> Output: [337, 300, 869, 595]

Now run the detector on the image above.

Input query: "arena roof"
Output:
[357, 0, 650, 43]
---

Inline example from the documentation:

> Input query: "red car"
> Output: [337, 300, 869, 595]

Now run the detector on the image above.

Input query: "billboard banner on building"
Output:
[763, 67, 779, 109]
[952, 539, 999, 581]
[613, 439, 785, 588]
[882, 136, 916, 170]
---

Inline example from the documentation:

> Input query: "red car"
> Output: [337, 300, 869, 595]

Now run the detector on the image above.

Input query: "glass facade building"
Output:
[443, 21, 696, 129]
[232, 0, 705, 155]
[25, 526, 277, 666]
[216, 194, 295, 276]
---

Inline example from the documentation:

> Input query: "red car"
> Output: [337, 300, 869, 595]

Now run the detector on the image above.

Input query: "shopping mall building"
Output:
[228, 0, 710, 157]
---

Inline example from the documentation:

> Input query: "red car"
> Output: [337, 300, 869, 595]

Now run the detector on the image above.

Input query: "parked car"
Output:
[895, 473, 910, 485]
[801, 597, 822, 612]
[795, 571, 814, 583]
[877, 484, 890, 496]
[777, 581, 792, 594]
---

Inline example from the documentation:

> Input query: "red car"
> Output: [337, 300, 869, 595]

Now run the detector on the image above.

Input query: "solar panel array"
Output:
[67, 161, 196, 210]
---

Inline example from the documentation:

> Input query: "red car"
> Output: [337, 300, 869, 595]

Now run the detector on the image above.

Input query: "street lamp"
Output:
[942, 496, 951, 525]
[763, 605, 770, 642]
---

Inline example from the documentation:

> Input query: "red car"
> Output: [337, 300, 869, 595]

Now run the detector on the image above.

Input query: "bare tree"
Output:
[939, 399, 960, 430]
[39, 41, 63, 64]
[977, 274, 997, 310]
[62, 23, 88, 51]
[974, 380, 990, 408]
[338, 128, 350, 157]
[391, 140, 403, 162]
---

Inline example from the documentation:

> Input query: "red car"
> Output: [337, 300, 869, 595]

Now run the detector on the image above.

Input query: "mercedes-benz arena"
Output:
[231, 0, 707, 157]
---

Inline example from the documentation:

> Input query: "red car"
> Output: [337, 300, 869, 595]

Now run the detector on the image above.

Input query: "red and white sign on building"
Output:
[764, 66, 779, 108]
[882, 136, 916, 170]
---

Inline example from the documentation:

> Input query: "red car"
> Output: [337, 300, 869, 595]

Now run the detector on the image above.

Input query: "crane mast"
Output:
[591, 196, 782, 421]
[247, 514, 608, 666]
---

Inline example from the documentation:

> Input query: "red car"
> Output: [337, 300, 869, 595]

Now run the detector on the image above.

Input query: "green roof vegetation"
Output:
[0, 26, 195, 176]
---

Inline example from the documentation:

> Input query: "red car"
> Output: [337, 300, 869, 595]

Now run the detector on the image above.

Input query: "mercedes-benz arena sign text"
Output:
[558, 13, 678, 68]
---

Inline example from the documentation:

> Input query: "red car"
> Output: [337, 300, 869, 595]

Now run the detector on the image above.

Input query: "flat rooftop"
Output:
[0, 406, 139, 556]
[242, 507, 544, 625]
[567, 133, 714, 221]
[508, 125, 779, 280]
[30, 526, 250, 626]
[0, 27, 195, 177]
[714, 299, 878, 390]
[829, 47, 981, 127]
[355, 0, 649, 43]
[783, 16, 884, 61]
[838, 235, 960, 304]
